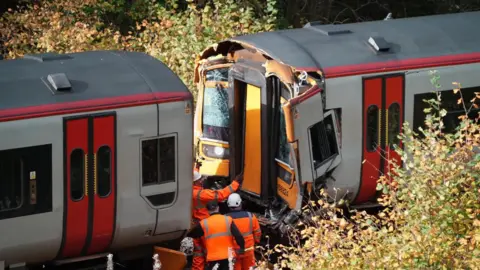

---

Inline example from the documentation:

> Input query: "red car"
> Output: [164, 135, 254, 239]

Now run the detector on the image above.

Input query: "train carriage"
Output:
[1, 10, 480, 269]
[193, 11, 480, 231]
[0, 51, 193, 268]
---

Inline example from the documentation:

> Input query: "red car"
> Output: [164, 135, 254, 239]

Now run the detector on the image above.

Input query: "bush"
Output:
[130, 0, 278, 101]
[257, 73, 480, 269]
[0, 0, 280, 100]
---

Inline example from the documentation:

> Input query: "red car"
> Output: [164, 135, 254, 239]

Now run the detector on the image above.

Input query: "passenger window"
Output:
[366, 105, 379, 152]
[309, 114, 339, 168]
[276, 106, 291, 165]
[142, 135, 176, 186]
[97, 146, 111, 197]
[388, 103, 400, 148]
[413, 86, 480, 136]
[70, 149, 84, 201]
[0, 158, 23, 212]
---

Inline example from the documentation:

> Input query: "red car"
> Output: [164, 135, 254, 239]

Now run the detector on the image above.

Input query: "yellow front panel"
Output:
[276, 161, 298, 209]
[198, 140, 230, 177]
[242, 84, 262, 195]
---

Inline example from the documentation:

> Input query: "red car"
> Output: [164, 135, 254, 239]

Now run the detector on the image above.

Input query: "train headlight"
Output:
[214, 146, 225, 156]
[202, 144, 229, 159]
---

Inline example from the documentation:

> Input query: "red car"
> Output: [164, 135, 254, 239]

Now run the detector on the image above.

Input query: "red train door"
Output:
[58, 112, 117, 259]
[383, 76, 404, 182]
[355, 74, 404, 204]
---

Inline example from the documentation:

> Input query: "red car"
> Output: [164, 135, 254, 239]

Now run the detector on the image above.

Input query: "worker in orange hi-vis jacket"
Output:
[225, 193, 262, 270]
[190, 162, 243, 270]
[188, 201, 246, 270]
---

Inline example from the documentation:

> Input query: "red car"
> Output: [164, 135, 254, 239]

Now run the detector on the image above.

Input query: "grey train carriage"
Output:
[0, 51, 193, 268]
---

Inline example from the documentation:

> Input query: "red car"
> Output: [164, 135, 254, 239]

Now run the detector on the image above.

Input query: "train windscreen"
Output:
[202, 68, 230, 142]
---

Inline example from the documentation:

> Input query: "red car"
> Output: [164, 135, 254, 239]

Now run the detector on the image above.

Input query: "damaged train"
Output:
[1, 10, 480, 270]
[192, 11, 480, 233]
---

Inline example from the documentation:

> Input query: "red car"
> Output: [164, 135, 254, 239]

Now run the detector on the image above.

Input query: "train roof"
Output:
[0, 50, 191, 121]
[201, 11, 480, 77]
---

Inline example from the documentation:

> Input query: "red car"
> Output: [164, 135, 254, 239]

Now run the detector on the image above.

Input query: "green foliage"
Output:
[130, 0, 278, 99]
[0, 0, 280, 99]
[257, 73, 480, 269]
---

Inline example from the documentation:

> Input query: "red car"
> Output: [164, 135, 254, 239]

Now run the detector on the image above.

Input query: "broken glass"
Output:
[205, 68, 229, 82]
[277, 106, 291, 165]
[202, 85, 230, 141]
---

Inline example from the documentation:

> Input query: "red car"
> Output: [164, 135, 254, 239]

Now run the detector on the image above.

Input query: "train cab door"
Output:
[275, 95, 301, 209]
[356, 74, 405, 203]
[288, 87, 342, 184]
[58, 112, 117, 259]
[228, 60, 272, 199]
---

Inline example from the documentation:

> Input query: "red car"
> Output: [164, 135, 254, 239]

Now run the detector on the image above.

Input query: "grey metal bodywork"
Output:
[324, 63, 480, 201]
[228, 11, 480, 71]
[0, 51, 193, 266]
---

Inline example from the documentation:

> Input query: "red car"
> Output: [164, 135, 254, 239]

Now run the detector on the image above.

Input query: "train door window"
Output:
[142, 136, 176, 186]
[0, 158, 23, 212]
[158, 136, 176, 183]
[97, 146, 111, 197]
[141, 134, 177, 208]
[387, 103, 400, 147]
[70, 149, 85, 201]
[309, 114, 339, 168]
[366, 105, 379, 151]
[277, 105, 291, 166]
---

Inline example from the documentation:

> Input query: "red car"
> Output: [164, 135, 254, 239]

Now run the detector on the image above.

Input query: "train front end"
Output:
[193, 55, 233, 180]
[192, 41, 343, 233]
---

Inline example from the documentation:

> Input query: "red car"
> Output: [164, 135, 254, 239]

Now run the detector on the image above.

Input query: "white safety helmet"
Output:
[227, 193, 242, 208]
[193, 171, 202, 182]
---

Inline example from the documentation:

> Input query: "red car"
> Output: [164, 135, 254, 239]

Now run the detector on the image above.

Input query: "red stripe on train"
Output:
[0, 91, 192, 122]
[294, 52, 480, 78]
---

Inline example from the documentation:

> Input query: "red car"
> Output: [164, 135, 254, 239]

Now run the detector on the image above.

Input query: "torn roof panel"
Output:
[218, 11, 480, 73]
[232, 31, 320, 68]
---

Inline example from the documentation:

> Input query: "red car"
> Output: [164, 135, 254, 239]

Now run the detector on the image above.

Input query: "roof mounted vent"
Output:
[367, 36, 390, 52]
[303, 23, 352, 36]
[24, 53, 72, 62]
[47, 73, 72, 91]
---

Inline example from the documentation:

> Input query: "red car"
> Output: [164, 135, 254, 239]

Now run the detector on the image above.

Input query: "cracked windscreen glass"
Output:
[206, 68, 228, 82]
[202, 68, 230, 141]
[277, 106, 291, 165]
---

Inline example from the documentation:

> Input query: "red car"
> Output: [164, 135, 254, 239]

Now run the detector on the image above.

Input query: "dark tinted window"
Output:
[158, 136, 176, 183]
[0, 144, 53, 221]
[309, 114, 339, 167]
[142, 136, 176, 186]
[414, 87, 480, 136]
[70, 149, 84, 201]
[388, 103, 400, 148]
[0, 158, 23, 211]
[97, 146, 111, 197]
[366, 105, 379, 152]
